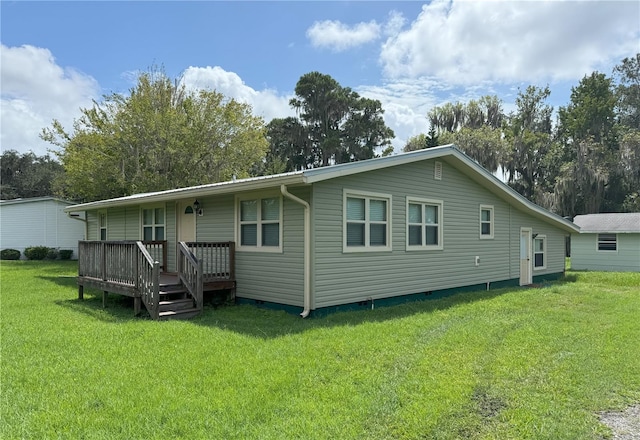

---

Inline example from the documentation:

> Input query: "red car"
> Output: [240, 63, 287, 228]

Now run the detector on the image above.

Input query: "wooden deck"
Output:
[77, 241, 236, 320]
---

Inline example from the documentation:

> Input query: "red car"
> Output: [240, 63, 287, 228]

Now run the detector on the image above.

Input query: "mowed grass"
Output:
[1, 261, 639, 439]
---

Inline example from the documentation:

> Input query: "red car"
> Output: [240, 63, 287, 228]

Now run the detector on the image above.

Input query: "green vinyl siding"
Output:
[507, 207, 567, 278]
[572, 233, 640, 272]
[234, 187, 308, 306]
[311, 159, 568, 309]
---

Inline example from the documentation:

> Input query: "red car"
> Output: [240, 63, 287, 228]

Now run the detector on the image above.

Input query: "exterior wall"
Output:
[0, 199, 86, 258]
[311, 159, 568, 309]
[194, 188, 307, 306]
[572, 233, 640, 272]
[508, 206, 567, 278]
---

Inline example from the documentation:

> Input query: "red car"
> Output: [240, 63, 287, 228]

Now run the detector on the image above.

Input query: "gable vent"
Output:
[434, 161, 442, 180]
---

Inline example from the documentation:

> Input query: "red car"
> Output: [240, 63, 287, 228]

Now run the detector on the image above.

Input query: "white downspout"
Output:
[67, 212, 88, 240]
[280, 185, 311, 318]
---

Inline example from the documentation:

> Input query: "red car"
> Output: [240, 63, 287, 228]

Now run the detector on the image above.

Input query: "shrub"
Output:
[59, 250, 73, 260]
[46, 249, 59, 260]
[24, 246, 53, 260]
[0, 249, 21, 260]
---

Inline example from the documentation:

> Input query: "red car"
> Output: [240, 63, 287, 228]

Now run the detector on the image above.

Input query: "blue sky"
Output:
[1, 1, 639, 156]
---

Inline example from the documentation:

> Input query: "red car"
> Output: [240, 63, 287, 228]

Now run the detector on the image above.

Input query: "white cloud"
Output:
[180, 66, 293, 122]
[306, 20, 381, 52]
[0, 44, 99, 155]
[380, 0, 640, 84]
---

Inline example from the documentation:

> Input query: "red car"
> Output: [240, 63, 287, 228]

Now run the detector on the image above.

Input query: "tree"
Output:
[263, 72, 394, 172]
[613, 53, 640, 130]
[42, 68, 268, 202]
[0, 150, 63, 199]
[503, 86, 554, 201]
[554, 72, 619, 216]
[427, 96, 505, 172]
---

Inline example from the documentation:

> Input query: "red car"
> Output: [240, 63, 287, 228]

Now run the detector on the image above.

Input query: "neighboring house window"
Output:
[406, 198, 443, 250]
[534, 235, 546, 270]
[237, 196, 282, 251]
[98, 211, 107, 241]
[142, 206, 165, 241]
[343, 190, 391, 252]
[480, 205, 494, 239]
[597, 233, 617, 251]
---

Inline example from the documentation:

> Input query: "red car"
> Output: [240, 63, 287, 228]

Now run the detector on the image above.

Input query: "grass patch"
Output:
[1, 261, 639, 439]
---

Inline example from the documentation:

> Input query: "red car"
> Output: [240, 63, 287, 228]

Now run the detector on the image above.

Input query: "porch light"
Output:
[193, 200, 203, 216]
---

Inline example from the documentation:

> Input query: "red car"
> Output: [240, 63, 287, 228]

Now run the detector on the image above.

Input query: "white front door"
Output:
[178, 201, 196, 243]
[520, 227, 532, 286]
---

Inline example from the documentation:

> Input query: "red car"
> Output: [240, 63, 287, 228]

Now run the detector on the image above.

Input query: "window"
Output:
[142, 206, 165, 241]
[406, 198, 443, 250]
[237, 196, 282, 251]
[534, 235, 546, 270]
[98, 211, 107, 241]
[343, 190, 391, 252]
[480, 205, 494, 239]
[597, 233, 617, 251]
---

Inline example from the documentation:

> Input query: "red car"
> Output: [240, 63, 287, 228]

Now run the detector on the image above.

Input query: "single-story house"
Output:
[0, 197, 86, 259]
[571, 213, 640, 272]
[64, 145, 579, 319]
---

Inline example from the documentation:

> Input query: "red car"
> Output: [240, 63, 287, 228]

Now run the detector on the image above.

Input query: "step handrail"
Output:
[178, 242, 203, 312]
[136, 241, 160, 319]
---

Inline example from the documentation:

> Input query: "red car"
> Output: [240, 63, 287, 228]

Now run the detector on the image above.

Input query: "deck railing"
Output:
[136, 241, 160, 320]
[78, 240, 167, 284]
[184, 241, 235, 282]
[178, 242, 204, 311]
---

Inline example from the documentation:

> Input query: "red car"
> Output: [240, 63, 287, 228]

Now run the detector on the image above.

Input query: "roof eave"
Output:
[64, 174, 306, 213]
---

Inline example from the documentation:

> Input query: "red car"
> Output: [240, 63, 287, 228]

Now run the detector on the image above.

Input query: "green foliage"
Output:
[1, 262, 639, 439]
[42, 67, 268, 202]
[0, 150, 64, 200]
[427, 96, 505, 171]
[23, 246, 54, 260]
[59, 249, 74, 260]
[262, 72, 394, 173]
[0, 249, 20, 260]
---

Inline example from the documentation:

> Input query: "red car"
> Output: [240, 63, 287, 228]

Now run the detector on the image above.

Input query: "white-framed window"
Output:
[141, 206, 165, 241]
[236, 195, 282, 252]
[343, 190, 392, 252]
[597, 233, 617, 251]
[98, 210, 107, 241]
[533, 235, 546, 270]
[406, 197, 443, 250]
[480, 205, 494, 239]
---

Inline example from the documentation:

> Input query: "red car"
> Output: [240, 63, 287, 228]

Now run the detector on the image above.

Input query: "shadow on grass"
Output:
[51, 275, 578, 338]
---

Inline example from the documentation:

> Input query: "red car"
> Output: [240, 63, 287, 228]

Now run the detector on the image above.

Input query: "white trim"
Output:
[98, 210, 107, 240]
[343, 189, 392, 253]
[479, 204, 494, 239]
[140, 203, 166, 241]
[235, 192, 283, 253]
[406, 197, 444, 251]
[533, 234, 547, 271]
[519, 227, 533, 286]
[596, 233, 618, 252]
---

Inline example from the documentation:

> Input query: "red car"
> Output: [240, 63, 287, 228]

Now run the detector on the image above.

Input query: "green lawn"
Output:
[1, 261, 639, 439]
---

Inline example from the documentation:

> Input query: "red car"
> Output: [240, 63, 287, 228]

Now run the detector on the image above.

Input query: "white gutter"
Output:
[280, 185, 311, 318]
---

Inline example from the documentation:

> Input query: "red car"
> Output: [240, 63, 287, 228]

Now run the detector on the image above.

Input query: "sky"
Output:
[1, 1, 639, 157]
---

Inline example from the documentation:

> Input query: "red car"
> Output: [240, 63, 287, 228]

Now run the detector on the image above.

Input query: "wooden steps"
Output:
[157, 284, 200, 320]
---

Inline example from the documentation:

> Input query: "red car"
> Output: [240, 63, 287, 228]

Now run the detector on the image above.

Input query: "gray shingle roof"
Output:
[573, 213, 640, 233]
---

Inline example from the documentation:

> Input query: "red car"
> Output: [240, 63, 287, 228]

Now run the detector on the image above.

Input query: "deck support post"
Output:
[103, 291, 108, 308]
[78, 284, 84, 300]
[134, 297, 141, 316]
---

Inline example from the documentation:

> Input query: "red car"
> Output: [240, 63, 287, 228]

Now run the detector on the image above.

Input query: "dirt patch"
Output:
[599, 404, 640, 439]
